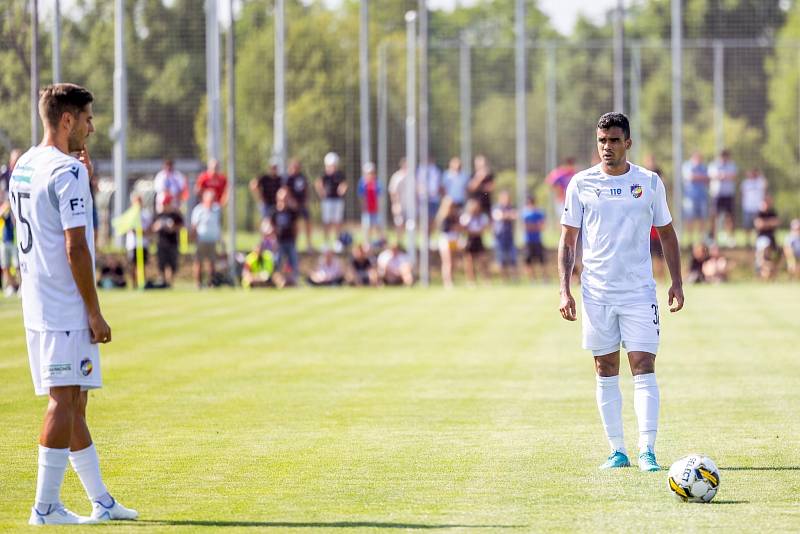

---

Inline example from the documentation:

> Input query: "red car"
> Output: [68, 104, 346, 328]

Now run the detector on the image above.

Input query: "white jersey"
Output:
[561, 163, 671, 305]
[9, 145, 95, 331]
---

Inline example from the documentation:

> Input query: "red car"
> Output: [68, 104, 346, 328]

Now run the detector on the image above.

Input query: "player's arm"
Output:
[655, 223, 684, 313]
[65, 227, 111, 343]
[558, 224, 579, 321]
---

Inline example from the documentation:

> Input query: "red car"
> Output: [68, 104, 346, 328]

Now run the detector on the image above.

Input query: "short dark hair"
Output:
[39, 83, 94, 130]
[597, 112, 630, 140]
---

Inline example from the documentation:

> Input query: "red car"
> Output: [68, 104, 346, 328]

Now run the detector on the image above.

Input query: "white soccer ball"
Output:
[667, 454, 721, 503]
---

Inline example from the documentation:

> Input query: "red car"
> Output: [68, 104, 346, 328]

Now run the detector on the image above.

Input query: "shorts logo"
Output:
[631, 184, 643, 198]
[44, 363, 71, 378]
[79, 358, 93, 377]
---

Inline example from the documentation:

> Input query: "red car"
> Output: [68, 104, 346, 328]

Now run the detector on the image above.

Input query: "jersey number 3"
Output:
[12, 191, 33, 254]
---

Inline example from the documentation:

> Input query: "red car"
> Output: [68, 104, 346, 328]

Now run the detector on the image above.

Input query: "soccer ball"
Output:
[667, 454, 720, 503]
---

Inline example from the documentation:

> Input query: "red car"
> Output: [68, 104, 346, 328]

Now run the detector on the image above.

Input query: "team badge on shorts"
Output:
[79, 358, 93, 377]
[630, 184, 643, 198]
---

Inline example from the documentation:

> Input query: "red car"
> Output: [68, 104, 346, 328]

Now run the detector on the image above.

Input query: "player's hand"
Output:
[89, 312, 112, 344]
[77, 145, 94, 178]
[559, 291, 577, 321]
[668, 284, 684, 313]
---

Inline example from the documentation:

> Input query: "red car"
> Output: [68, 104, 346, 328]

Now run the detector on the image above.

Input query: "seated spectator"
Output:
[492, 190, 518, 281]
[437, 197, 462, 288]
[702, 243, 729, 283]
[688, 242, 709, 284]
[97, 258, 127, 289]
[460, 198, 490, 284]
[350, 243, 378, 286]
[151, 205, 184, 287]
[754, 197, 780, 280]
[377, 244, 414, 287]
[784, 218, 800, 279]
[308, 249, 345, 286]
[242, 241, 275, 289]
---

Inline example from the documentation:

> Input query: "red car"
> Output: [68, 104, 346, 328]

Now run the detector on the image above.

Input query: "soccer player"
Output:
[557, 112, 684, 472]
[9, 83, 137, 524]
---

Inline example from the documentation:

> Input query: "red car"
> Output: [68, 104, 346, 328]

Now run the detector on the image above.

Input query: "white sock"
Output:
[34, 446, 70, 512]
[69, 443, 109, 503]
[633, 373, 660, 452]
[596, 375, 626, 455]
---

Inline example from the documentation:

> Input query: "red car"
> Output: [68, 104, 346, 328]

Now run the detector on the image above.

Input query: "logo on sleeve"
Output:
[70, 166, 80, 180]
[631, 184, 643, 198]
[69, 198, 85, 211]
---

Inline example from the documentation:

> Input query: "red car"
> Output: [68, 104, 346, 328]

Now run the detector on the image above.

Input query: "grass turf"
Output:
[1, 284, 799, 533]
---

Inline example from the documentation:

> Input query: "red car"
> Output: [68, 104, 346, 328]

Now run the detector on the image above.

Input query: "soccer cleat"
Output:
[90, 496, 138, 522]
[28, 504, 90, 525]
[638, 447, 661, 472]
[599, 450, 630, 469]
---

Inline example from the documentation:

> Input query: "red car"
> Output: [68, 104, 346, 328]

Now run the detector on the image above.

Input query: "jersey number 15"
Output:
[11, 191, 33, 254]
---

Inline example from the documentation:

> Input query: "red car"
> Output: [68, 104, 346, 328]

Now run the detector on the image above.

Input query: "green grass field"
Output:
[1, 285, 799, 533]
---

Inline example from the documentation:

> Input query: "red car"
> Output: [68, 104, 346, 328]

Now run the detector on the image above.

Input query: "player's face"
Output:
[596, 126, 631, 169]
[67, 104, 94, 152]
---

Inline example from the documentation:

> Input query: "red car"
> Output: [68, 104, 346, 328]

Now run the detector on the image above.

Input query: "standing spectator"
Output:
[708, 149, 737, 245]
[784, 218, 800, 279]
[388, 158, 410, 243]
[740, 168, 768, 246]
[191, 189, 222, 288]
[0, 149, 21, 296]
[522, 195, 547, 283]
[418, 156, 443, 233]
[467, 155, 494, 215]
[681, 152, 710, 243]
[196, 158, 228, 206]
[492, 190, 518, 280]
[153, 159, 188, 213]
[286, 158, 313, 251]
[350, 243, 378, 286]
[377, 244, 414, 286]
[442, 156, 469, 209]
[753, 196, 780, 280]
[545, 156, 577, 219]
[358, 162, 382, 243]
[460, 198, 490, 284]
[242, 240, 275, 289]
[151, 205, 184, 287]
[250, 159, 283, 222]
[271, 187, 299, 286]
[315, 152, 347, 246]
[124, 193, 153, 289]
[307, 249, 345, 286]
[436, 198, 462, 288]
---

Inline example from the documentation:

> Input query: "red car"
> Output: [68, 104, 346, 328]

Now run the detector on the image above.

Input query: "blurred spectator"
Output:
[418, 156, 443, 233]
[649, 226, 664, 280]
[191, 189, 222, 288]
[442, 157, 469, 208]
[522, 195, 547, 283]
[740, 168, 768, 245]
[688, 242, 709, 284]
[460, 198, 490, 284]
[242, 240, 275, 289]
[708, 149, 737, 245]
[97, 258, 127, 289]
[0, 149, 21, 296]
[151, 205, 184, 287]
[754, 196, 780, 280]
[681, 152, 710, 242]
[545, 157, 576, 219]
[702, 244, 729, 283]
[349, 243, 378, 286]
[467, 155, 494, 215]
[377, 244, 414, 287]
[125, 193, 153, 289]
[153, 159, 188, 213]
[436, 197, 462, 288]
[286, 158, 313, 251]
[196, 158, 228, 206]
[308, 249, 345, 286]
[784, 219, 800, 279]
[250, 159, 282, 221]
[388, 158, 410, 243]
[271, 187, 299, 286]
[358, 162, 382, 243]
[315, 152, 348, 246]
[492, 190, 518, 280]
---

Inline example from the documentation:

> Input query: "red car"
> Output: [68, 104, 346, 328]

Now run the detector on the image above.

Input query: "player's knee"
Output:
[48, 387, 81, 413]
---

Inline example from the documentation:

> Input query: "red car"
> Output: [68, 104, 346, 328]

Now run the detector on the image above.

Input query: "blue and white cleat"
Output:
[599, 450, 631, 469]
[90, 496, 138, 522]
[638, 447, 661, 472]
[28, 504, 90, 525]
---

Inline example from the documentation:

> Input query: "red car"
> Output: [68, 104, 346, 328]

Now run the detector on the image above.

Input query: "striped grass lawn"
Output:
[1, 283, 799, 533]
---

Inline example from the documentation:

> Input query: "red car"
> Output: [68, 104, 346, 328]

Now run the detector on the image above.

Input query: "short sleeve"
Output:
[653, 177, 673, 227]
[560, 178, 583, 228]
[53, 164, 90, 231]
[191, 205, 201, 226]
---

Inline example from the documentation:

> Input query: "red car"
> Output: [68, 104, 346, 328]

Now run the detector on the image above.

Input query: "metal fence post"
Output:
[405, 11, 417, 265]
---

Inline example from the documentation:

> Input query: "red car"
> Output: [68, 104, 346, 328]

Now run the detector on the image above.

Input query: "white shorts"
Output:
[581, 301, 660, 357]
[321, 199, 345, 225]
[26, 329, 102, 396]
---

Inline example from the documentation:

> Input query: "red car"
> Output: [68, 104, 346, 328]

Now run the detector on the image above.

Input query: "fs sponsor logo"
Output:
[631, 184, 643, 198]
[69, 197, 85, 211]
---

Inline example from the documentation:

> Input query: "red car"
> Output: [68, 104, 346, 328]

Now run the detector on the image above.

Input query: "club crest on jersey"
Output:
[631, 184, 643, 198]
[80, 358, 93, 377]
